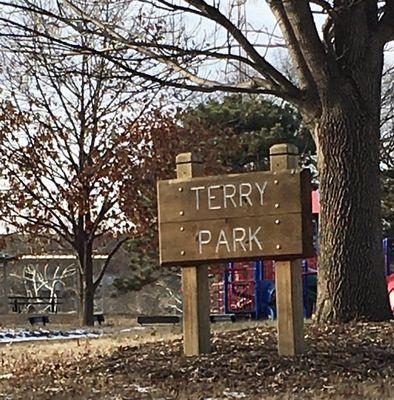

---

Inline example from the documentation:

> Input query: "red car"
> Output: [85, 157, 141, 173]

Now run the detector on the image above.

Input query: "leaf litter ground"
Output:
[0, 321, 393, 399]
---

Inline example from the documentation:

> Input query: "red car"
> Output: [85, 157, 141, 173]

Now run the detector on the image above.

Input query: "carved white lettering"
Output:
[223, 184, 237, 208]
[208, 185, 221, 210]
[215, 229, 230, 253]
[198, 230, 211, 253]
[248, 226, 262, 251]
[190, 186, 205, 210]
[190, 181, 267, 211]
[196, 226, 263, 254]
[255, 182, 267, 206]
[233, 227, 247, 251]
[239, 183, 253, 206]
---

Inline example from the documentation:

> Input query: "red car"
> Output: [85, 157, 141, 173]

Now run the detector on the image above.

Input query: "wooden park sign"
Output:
[158, 169, 312, 265]
[157, 143, 313, 357]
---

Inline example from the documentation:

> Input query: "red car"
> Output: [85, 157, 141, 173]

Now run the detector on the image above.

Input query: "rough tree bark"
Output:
[312, 45, 391, 321]
[76, 237, 95, 326]
[82, 242, 95, 326]
[315, 102, 390, 321]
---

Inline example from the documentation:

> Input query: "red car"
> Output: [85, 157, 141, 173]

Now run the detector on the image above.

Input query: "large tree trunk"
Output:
[314, 71, 392, 322]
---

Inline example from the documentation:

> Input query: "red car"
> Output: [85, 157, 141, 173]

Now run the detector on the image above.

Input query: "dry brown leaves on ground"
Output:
[0, 321, 393, 400]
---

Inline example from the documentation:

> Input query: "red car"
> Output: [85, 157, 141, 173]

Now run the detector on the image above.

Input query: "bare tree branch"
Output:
[278, 1, 331, 91]
[94, 237, 129, 290]
[377, 0, 394, 44]
[268, 1, 318, 96]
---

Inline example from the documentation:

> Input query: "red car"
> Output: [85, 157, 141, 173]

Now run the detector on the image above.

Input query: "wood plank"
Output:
[158, 170, 307, 224]
[275, 260, 305, 355]
[181, 260, 211, 356]
[270, 143, 305, 356]
[176, 153, 211, 356]
[159, 213, 308, 266]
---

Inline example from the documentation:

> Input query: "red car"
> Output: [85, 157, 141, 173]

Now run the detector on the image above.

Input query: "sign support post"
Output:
[270, 143, 305, 356]
[176, 153, 211, 356]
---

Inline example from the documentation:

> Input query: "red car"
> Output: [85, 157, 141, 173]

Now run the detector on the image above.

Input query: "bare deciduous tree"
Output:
[0, 1, 160, 325]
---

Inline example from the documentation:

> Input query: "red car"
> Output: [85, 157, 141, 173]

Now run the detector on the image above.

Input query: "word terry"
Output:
[190, 181, 268, 210]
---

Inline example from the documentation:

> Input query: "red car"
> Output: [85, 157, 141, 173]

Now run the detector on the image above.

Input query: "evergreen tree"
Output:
[183, 95, 315, 172]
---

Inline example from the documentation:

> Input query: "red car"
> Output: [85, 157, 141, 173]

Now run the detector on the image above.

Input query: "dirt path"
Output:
[0, 321, 393, 399]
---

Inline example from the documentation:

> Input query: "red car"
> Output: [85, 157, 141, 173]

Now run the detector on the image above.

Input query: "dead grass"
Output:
[0, 313, 140, 330]
[0, 321, 392, 400]
[0, 328, 180, 362]
[0, 319, 264, 362]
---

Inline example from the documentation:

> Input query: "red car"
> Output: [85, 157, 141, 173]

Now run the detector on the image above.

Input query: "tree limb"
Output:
[268, 1, 317, 96]
[93, 237, 129, 290]
[279, 0, 331, 91]
[376, 0, 394, 44]
[183, 0, 300, 95]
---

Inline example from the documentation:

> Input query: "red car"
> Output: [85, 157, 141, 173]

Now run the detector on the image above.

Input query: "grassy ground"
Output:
[0, 313, 142, 330]
[0, 320, 393, 400]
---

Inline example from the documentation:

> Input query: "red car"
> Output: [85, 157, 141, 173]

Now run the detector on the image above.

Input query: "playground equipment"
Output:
[209, 259, 316, 320]
[209, 189, 319, 320]
[209, 198, 393, 320]
[210, 261, 275, 319]
[384, 238, 394, 313]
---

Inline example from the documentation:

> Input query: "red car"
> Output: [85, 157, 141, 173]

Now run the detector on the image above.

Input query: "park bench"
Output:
[93, 314, 105, 326]
[210, 313, 238, 323]
[28, 315, 50, 326]
[137, 314, 250, 325]
[9, 296, 62, 313]
[137, 315, 181, 325]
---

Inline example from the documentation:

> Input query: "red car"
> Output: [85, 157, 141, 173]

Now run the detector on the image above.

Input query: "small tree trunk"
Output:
[0, 262, 8, 314]
[83, 284, 95, 326]
[76, 270, 84, 316]
[82, 243, 95, 326]
[315, 89, 391, 322]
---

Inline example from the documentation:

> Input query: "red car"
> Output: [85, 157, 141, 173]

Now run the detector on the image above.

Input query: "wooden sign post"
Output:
[176, 153, 211, 356]
[157, 143, 312, 357]
[270, 144, 305, 356]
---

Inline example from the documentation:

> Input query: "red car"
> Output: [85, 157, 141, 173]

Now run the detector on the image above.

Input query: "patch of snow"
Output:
[0, 328, 100, 344]
[132, 385, 152, 393]
[222, 391, 246, 399]
[119, 327, 147, 333]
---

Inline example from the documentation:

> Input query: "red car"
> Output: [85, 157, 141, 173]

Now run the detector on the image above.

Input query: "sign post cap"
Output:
[176, 153, 202, 165]
[270, 143, 299, 156]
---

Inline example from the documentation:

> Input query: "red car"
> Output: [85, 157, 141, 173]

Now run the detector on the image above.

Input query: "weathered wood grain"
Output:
[159, 213, 306, 266]
[158, 170, 306, 224]
[175, 152, 211, 356]
[270, 143, 305, 356]
[158, 169, 312, 265]
[275, 260, 305, 356]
